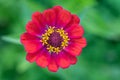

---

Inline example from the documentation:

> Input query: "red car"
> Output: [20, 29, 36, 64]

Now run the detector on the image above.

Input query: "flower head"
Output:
[20, 6, 87, 72]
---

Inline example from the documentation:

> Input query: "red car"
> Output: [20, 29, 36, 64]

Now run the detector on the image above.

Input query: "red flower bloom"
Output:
[20, 6, 87, 72]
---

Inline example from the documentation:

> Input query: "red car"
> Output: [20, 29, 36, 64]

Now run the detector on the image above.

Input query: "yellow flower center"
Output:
[40, 26, 70, 54]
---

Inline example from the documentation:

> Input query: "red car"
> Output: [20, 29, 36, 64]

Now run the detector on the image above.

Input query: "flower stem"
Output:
[1, 36, 21, 45]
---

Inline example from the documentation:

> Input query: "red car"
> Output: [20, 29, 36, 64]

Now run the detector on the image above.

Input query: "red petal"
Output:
[32, 12, 44, 27]
[53, 5, 63, 15]
[20, 33, 42, 53]
[65, 43, 82, 56]
[26, 21, 42, 36]
[67, 24, 84, 38]
[65, 14, 80, 29]
[72, 14, 80, 24]
[56, 9, 72, 28]
[26, 53, 38, 63]
[48, 54, 58, 72]
[57, 52, 70, 69]
[43, 9, 56, 26]
[66, 53, 77, 65]
[36, 50, 50, 68]
[71, 37, 87, 48]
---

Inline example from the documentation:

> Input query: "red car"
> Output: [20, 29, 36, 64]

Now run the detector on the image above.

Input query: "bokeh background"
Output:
[0, 0, 120, 80]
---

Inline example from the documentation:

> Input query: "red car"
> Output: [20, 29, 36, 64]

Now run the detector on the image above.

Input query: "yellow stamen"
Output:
[54, 47, 60, 53]
[40, 26, 69, 54]
[47, 45, 54, 52]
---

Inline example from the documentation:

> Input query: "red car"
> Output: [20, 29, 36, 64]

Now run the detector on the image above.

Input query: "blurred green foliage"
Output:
[0, 0, 120, 80]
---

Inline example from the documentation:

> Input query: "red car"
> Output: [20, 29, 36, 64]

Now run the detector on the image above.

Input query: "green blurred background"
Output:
[0, 0, 120, 80]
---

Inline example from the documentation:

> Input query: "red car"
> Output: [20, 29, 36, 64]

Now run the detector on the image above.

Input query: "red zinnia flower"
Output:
[20, 6, 87, 72]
